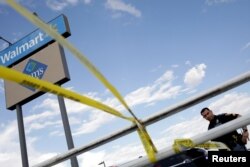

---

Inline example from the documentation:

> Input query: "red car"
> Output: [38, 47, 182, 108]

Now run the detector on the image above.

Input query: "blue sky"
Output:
[0, 0, 250, 166]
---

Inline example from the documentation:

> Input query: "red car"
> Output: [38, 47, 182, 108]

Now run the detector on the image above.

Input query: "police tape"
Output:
[136, 121, 158, 162]
[0, 66, 158, 162]
[172, 139, 223, 153]
[5, 0, 158, 162]
[5, 0, 133, 117]
[0, 66, 133, 122]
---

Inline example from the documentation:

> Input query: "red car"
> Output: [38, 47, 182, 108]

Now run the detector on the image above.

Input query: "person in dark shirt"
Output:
[200, 107, 249, 151]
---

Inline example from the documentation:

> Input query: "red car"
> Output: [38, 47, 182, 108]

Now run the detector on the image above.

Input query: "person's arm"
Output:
[237, 114, 249, 144]
[242, 126, 249, 144]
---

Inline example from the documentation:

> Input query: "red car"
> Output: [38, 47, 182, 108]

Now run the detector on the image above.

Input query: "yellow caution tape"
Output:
[196, 142, 220, 149]
[1, 66, 157, 161]
[136, 121, 158, 162]
[5, 0, 158, 162]
[172, 139, 194, 153]
[5, 0, 132, 116]
[172, 138, 220, 153]
[0, 65, 157, 162]
[0, 66, 133, 122]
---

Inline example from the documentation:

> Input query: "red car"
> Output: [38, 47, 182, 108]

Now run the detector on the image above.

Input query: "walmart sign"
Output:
[0, 14, 70, 67]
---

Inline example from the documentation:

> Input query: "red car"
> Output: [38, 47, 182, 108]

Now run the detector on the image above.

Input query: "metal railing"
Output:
[119, 114, 250, 167]
[33, 71, 250, 167]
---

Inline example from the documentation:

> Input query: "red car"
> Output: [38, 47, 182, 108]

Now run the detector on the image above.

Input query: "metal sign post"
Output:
[16, 104, 29, 167]
[1, 37, 29, 167]
[58, 95, 79, 167]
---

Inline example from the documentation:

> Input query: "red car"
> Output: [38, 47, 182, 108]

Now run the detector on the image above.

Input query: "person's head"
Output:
[200, 107, 214, 121]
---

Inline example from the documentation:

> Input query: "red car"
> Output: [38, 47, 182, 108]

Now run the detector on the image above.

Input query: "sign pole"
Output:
[16, 104, 29, 167]
[57, 95, 79, 167]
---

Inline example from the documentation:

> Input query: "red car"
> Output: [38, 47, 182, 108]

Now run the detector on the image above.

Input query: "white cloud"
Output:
[73, 111, 115, 135]
[103, 143, 145, 166]
[67, 0, 78, 5]
[171, 64, 179, 68]
[26, 120, 62, 134]
[184, 64, 207, 88]
[0, 152, 22, 167]
[155, 71, 174, 84]
[25, 92, 120, 136]
[46, 0, 68, 11]
[209, 92, 250, 115]
[44, 0, 141, 18]
[125, 86, 153, 106]
[46, 0, 79, 11]
[70, 70, 183, 136]
[105, 0, 141, 18]
[78, 151, 107, 167]
[82, 0, 92, 4]
[162, 115, 207, 140]
[77, 141, 146, 167]
[31, 97, 59, 112]
[205, 0, 235, 6]
[69, 93, 124, 135]
[32, 93, 94, 115]
[0, 121, 19, 152]
[125, 70, 182, 107]
[71, 71, 181, 135]
[0, 119, 68, 167]
[31, 153, 69, 167]
[20, 69, 183, 137]
[0, 121, 22, 167]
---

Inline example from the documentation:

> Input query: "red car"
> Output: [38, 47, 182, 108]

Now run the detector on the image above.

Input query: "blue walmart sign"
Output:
[0, 14, 70, 67]
[22, 59, 48, 91]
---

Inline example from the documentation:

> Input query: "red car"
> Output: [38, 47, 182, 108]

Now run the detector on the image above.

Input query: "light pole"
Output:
[98, 161, 106, 167]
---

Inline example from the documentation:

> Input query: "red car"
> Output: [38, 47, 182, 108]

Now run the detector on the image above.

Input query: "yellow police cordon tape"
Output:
[5, 0, 158, 162]
[172, 138, 224, 153]
[136, 120, 158, 162]
[5, 0, 132, 116]
[0, 66, 132, 121]
[0, 65, 158, 162]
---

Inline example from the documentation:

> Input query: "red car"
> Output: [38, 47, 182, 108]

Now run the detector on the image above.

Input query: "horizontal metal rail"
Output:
[33, 71, 250, 167]
[120, 113, 250, 167]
